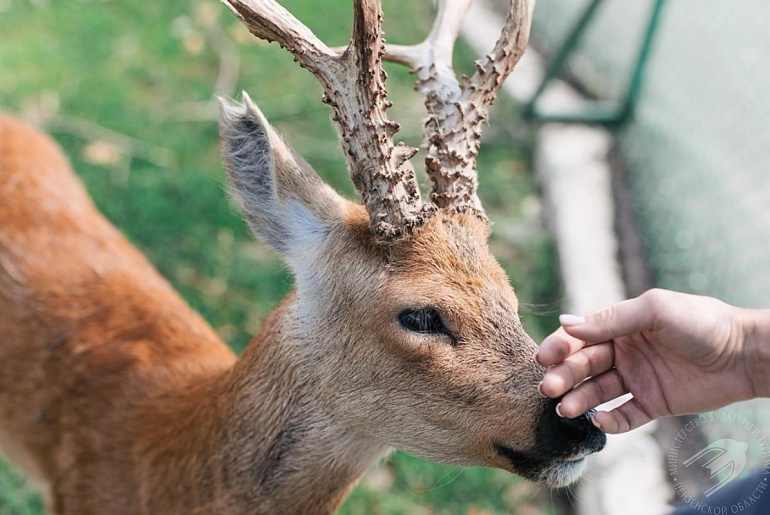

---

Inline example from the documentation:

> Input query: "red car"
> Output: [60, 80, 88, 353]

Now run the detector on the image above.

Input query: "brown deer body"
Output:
[0, 1, 605, 513]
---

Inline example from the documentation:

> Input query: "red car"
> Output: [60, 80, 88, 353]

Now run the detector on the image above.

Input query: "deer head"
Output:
[218, 0, 605, 487]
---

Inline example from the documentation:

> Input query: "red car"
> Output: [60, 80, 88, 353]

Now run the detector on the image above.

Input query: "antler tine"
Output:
[339, 0, 433, 240]
[464, 0, 533, 109]
[384, 0, 533, 216]
[385, 0, 471, 73]
[223, 0, 432, 240]
[222, 0, 336, 73]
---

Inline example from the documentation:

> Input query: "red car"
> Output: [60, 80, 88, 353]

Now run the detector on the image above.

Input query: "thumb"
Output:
[561, 294, 657, 345]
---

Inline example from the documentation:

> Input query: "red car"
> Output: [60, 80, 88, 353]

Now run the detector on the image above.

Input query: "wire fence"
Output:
[531, 0, 770, 308]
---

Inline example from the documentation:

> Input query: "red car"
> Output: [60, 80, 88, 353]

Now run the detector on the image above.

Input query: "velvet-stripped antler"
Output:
[385, 0, 534, 216]
[222, 0, 533, 236]
[222, 0, 434, 240]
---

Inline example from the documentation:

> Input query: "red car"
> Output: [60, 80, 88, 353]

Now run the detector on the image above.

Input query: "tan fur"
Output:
[0, 109, 602, 515]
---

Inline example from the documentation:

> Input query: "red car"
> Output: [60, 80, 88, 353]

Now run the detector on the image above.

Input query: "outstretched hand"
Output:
[535, 289, 767, 434]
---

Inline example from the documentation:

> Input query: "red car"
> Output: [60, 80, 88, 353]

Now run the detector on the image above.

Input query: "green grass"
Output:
[0, 0, 562, 512]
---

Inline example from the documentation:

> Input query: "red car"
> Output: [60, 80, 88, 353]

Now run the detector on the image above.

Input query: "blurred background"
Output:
[2, 0, 770, 513]
[531, 0, 770, 306]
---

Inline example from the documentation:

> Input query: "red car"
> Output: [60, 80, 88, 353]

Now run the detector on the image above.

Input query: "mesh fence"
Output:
[530, 0, 770, 308]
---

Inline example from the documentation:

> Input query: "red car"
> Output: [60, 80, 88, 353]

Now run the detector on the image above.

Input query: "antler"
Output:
[385, 0, 534, 216]
[222, 0, 533, 237]
[222, 0, 433, 240]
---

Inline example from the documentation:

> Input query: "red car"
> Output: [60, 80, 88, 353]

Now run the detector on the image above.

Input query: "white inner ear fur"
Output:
[282, 199, 330, 290]
[220, 94, 349, 295]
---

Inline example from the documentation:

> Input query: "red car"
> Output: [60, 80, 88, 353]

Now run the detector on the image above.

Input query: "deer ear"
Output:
[218, 93, 348, 264]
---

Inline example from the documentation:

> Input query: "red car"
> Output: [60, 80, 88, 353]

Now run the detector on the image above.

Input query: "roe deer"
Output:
[0, 0, 605, 513]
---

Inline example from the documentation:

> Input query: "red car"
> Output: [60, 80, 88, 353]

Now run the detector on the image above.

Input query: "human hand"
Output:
[536, 289, 768, 434]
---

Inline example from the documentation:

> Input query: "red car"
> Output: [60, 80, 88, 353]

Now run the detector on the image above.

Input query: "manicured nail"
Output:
[559, 314, 585, 327]
[555, 403, 564, 417]
[537, 381, 547, 397]
[534, 350, 543, 365]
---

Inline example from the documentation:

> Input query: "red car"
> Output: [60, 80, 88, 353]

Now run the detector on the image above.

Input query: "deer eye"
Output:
[398, 308, 450, 336]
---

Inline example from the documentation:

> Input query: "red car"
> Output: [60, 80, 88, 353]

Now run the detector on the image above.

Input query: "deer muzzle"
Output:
[495, 397, 606, 487]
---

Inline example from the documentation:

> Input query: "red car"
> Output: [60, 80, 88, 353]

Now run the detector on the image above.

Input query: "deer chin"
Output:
[493, 445, 593, 487]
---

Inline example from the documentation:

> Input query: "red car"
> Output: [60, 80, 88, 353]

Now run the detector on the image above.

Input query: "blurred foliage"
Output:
[0, 460, 45, 515]
[0, 0, 562, 512]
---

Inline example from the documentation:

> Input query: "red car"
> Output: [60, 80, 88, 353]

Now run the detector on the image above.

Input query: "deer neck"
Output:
[151, 294, 389, 514]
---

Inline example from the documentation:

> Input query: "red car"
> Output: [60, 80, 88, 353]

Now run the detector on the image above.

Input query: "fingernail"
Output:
[555, 403, 564, 417]
[559, 314, 585, 327]
[534, 350, 543, 365]
[537, 381, 547, 397]
[592, 417, 602, 430]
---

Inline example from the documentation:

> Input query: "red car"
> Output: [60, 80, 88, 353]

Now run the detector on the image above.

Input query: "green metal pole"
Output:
[524, 0, 606, 120]
[617, 0, 668, 125]
[524, 0, 668, 128]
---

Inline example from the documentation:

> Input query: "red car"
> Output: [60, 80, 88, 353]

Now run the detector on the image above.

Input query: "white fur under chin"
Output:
[540, 458, 587, 488]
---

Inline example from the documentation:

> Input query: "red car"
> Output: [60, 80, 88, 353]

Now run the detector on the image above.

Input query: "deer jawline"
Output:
[493, 444, 589, 487]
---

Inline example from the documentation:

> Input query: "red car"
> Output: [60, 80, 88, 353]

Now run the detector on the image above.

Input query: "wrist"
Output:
[739, 308, 770, 399]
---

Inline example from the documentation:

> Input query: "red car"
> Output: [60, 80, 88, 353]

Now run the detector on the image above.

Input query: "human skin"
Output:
[535, 288, 770, 434]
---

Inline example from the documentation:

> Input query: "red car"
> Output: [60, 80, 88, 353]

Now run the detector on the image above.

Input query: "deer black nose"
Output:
[544, 396, 599, 442]
[556, 408, 598, 441]
[536, 397, 606, 457]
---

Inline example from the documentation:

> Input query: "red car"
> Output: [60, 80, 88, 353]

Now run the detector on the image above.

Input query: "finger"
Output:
[591, 397, 653, 434]
[539, 342, 614, 397]
[536, 327, 587, 366]
[555, 368, 626, 417]
[561, 293, 657, 344]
